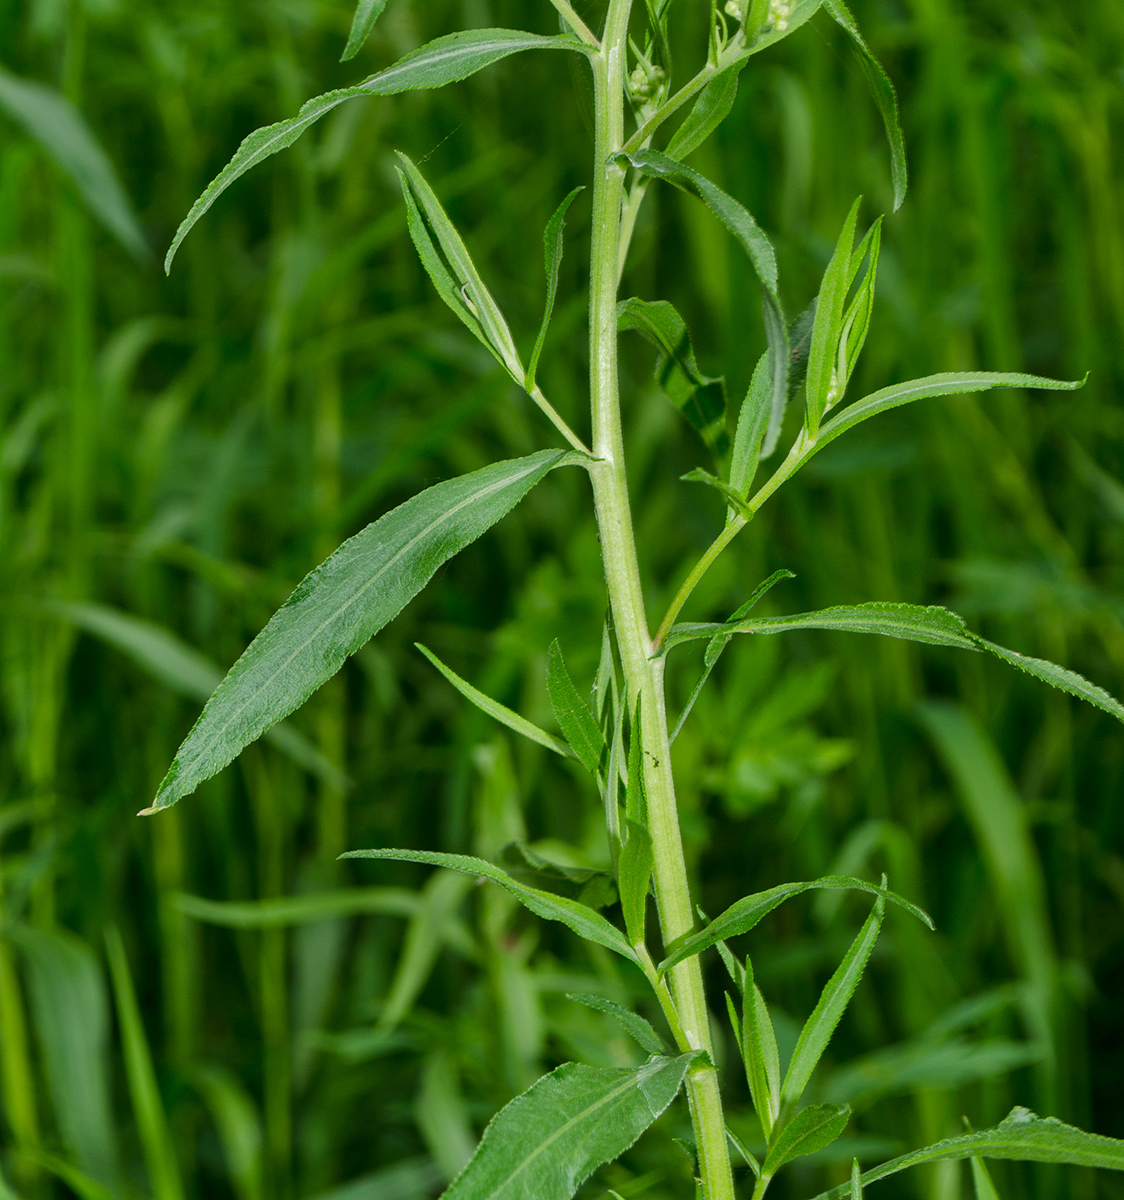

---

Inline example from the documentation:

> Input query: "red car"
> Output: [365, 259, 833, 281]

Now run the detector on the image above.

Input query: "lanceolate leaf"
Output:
[805, 198, 860, 437]
[342, 0, 389, 61]
[821, 0, 908, 211]
[812, 1107, 1124, 1200]
[663, 601, 1124, 724]
[729, 352, 772, 499]
[763, 1103, 850, 1176]
[781, 893, 885, 1110]
[659, 875, 931, 973]
[439, 1055, 697, 1200]
[147, 450, 574, 812]
[741, 957, 781, 1138]
[666, 63, 741, 160]
[619, 150, 789, 453]
[415, 644, 574, 759]
[527, 187, 584, 391]
[546, 640, 606, 774]
[618, 297, 728, 454]
[341, 849, 637, 963]
[566, 993, 670, 1056]
[165, 30, 588, 271]
[618, 819, 653, 946]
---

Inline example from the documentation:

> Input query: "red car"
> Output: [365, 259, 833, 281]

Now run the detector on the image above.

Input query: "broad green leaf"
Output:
[527, 187, 584, 391]
[397, 153, 522, 378]
[566, 993, 670, 1056]
[742, 957, 781, 1138]
[104, 929, 184, 1200]
[729, 352, 771, 499]
[669, 568, 794, 744]
[416, 644, 574, 759]
[680, 469, 751, 519]
[50, 601, 349, 790]
[619, 150, 789, 453]
[440, 1055, 696, 1200]
[546, 640, 606, 774]
[618, 819, 653, 946]
[146, 450, 572, 812]
[173, 888, 421, 928]
[666, 63, 741, 160]
[659, 875, 932, 972]
[618, 298, 728, 454]
[821, 0, 907, 210]
[0, 65, 147, 260]
[164, 30, 588, 271]
[342, 0, 389, 61]
[191, 1068, 263, 1200]
[341, 848, 637, 963]
[805, 198, 860, 436]
[665, 601, 1124, 724]
[780, 892, 885, 1110]
[763, 1103, 850, 1176]
[812, 1107, 1124, 1200]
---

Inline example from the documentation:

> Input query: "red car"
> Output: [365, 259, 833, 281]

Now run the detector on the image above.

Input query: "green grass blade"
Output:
[440, 1056, 697, 1200]
[820, 0, 907, 210]
[173, 888, 421, 928]
[660, 875, 929, 973]
[811, 1108, 1124, 1200]
[341, 0, 389, 61]
[805, 198, 860, 437]
[146, 450, 571, 812]
[971, 1156, 1001, 1200]
[19, 1151, 121, 1200]
[304, 1159, 442, 1200]
[618, 297, 728, 454]
[416, 644, 574, 758]
[0, 65, 147, 260]
[192, 1067, 263, 1200]
[104, 928, 184, 1200]
[547, 639, 607, 773]
[762, 1103, 850, 1176]
[780, 894, 885, 1111]
[567, 993, 670, 1055]
[164, 30, 588, 271]
[342, 849, 637, 963]
[527, 187, 584, 391]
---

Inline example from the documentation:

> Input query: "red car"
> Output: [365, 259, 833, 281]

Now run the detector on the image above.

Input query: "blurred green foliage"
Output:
[0, 1, 1122, 1198]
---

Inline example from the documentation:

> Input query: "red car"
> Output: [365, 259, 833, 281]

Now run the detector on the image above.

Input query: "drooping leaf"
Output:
[146, 450, 573, 811]
[0, 65, 147, 260]
[165, 30, 588, 270]
[821, 0, 908, 210]
[805, 198, 860, 437]
[416, 644, 573, 759]
[439, 1055, 696, 1200]
[527, 187, 584, 391]
[666, 63, 742, 160]
[50, 601, 348, 790]
[971, 637, 1124, 723]
[763, 1103, 851, 1176]
[341, 0, 389, 61]
[546, 640, 607, 774]
[341, 849, 637, 963]
[659, 875, 932, 972]
[566, 993, 670, 1056]
[618, 150, 789, 453]
[741, 957, 781, 1138]
[618, 298, 728, 454]
[812, 1108, 1124, 1200]
[780, 893, 885, 1110]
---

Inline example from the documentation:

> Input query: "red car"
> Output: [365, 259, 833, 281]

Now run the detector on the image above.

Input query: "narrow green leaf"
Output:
[729, 352, 771, 499]
[619, 819, 653, 946]
[821, 0, 907, 211]
[173, 888, 420, 928]
[780, 892, 885, 1110]
[763, 1103, 851, 1176]
[971, 1157, 1001, 1200]
[839, 217, 882, 389]
[812, 1108, 1124, 1200]
[850, 1159, 863, 1199]
[659, 875, 932, 973]
[973, 637, 1124, 724]
[726, 1126, 761, 1179]
[546, 640, 607, 774]
[146, 450, 571, 812]
[50, 601, 349, 790]
[669, 568, 795, 744]
[624, 697, 645, 826]
[618, 298, 728, 454]
[742, 957, 780, 1138]
[619, 150, 789, 453]
[341, 849, 637, 963]
[191, 1067, 263, 1200]
[0, 65, 147, 260]
[397, 153, 522, 378]
[680, 469, 751, 519]
[165, 30, 588, 271]
[104, 929, 184, 1200]
[666, 63, 742, 160]
[439, 1055, 696, 1200]
[805, 198, 860, 437]
[566, 993, 670, 1056]
[527, 187, 584, 391]
[341, 0, 389, 61]
[18, 1152, 120, 1200]
[304, 1159, 441, 1200]
[416, 644, 574, 758]
[724, 992, 743, 1057]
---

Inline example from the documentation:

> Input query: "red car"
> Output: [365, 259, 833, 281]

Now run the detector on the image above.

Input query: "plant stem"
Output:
[586, 6, 735, 1199]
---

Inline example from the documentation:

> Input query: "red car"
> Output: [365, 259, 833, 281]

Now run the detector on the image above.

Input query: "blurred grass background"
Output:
[0, 0, 1122, 1197]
